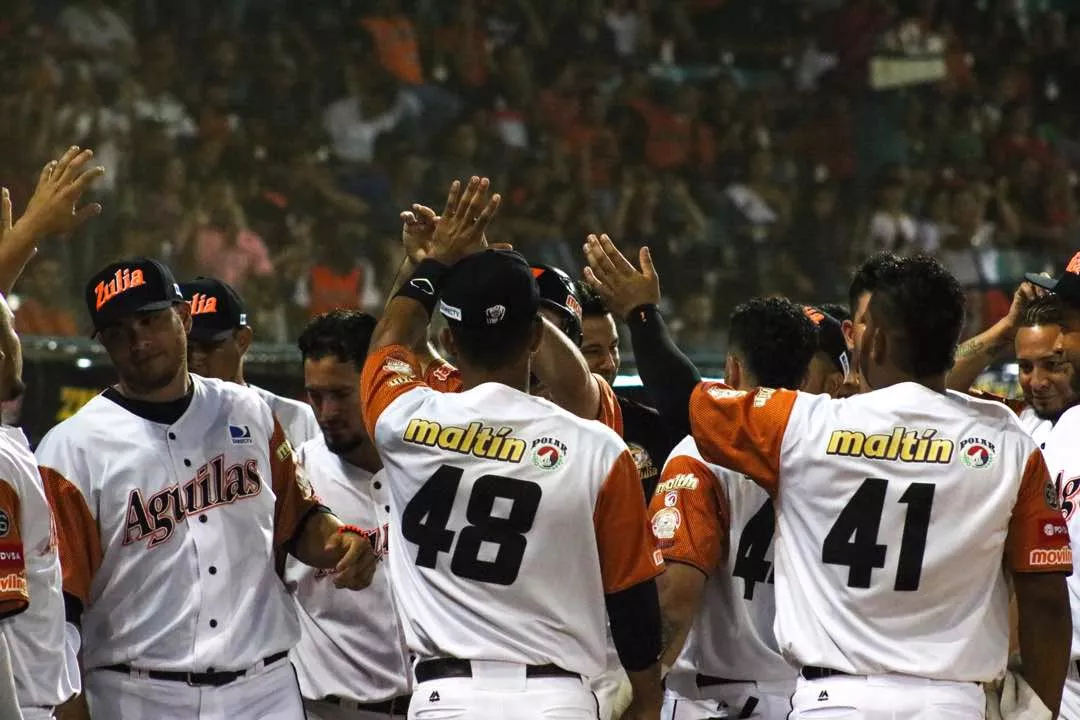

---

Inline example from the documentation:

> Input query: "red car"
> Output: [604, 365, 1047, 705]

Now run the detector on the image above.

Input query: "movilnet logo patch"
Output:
[94, 267, 146, 310]
[229, 425, 253, 445]
[410, 278, 436, 296]
[190, 292, 219, 315]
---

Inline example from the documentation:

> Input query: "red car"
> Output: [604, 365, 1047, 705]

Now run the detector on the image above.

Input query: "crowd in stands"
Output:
[2, 0, 1079, 358]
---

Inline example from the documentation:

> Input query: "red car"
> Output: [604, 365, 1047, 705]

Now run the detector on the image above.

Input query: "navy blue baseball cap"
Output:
[1026, 251, 1080, 308]
[180, 277, 248, 342]
[85, 257, 184, 333]
[438, 250, 541, 332]
[805, 305, 850, 379]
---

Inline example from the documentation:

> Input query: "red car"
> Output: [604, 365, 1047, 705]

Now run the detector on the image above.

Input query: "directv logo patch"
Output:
[229, 425, 253, 445]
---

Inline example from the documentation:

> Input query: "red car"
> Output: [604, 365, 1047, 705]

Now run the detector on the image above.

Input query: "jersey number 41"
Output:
[402, 464, 542, 586]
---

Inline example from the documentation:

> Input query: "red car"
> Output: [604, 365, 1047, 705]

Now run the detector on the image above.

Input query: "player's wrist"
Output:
[394, 258, 449, 317]
[337, 524, 366, 537]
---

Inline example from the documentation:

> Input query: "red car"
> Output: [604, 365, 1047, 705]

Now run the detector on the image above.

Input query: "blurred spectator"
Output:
[14, 256, 79, 338]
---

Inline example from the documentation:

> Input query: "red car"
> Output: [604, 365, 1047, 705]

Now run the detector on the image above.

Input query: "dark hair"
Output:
[848, 251, 901, 315]
[727, 297, 818, 389]
[448, 317, 538, 372]
[576, 281, 608, 318]
[869, 254, 965, 377]
[1019, 294, 1067, 328]
[297, 310, 377, 369]
[817, 302, 851, 323]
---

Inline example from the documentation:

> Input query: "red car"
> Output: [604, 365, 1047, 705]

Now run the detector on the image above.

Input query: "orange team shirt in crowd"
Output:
[361, 16, 424, 85]
[308, 265, 364, 318]
[358, 344, 661, 676]
[684, 381, 1070, 681]
[627, 97, 716, 171]
[423, 357, 623, 437]
[14, 299, 79, 337]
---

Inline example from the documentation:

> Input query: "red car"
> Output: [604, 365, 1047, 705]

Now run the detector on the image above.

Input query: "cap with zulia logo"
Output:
[85, 257, 185, 333]
[1025, 251, 1080, 308]
[179, 277, 249, 342]
[438, 250, 541, 331]
[804, 305, 850, 380]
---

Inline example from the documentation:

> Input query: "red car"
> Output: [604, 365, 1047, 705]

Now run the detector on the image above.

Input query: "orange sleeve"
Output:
[688, 383, 797, 494]
[0, 481, 27, 620]
[1007, 449, 1073, 573]
[268, 418, 320, 549]
[40, 467, 101, 608]
[360, 345, 430, 439]
[595, 375, 624, 436]
[647, 455, 728, 574]
[594, 450, 665, 593]
[424, 358, 463, 393]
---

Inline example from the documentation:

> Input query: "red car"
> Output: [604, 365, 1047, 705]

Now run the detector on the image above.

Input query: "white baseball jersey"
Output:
[1042, 404, 1080, 660]
[286, 436, 410, 702]
[688, 381, 1071, 681]
[650, 435, 794, 689]
[0, 426, 74, 709]
[361, 345, 663, 678]
[1017, 406, 1053, 449]
[251, 384, 319, 447]
[36, 376, 321, 671]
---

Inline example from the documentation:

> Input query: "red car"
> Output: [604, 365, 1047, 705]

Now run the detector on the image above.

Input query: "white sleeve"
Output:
[0, 634, 23, 720]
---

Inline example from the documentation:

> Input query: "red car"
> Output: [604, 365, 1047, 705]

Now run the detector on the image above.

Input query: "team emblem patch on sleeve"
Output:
[707, 387, 746, 401]
[384, 358, 415, 377]
[0, 509, 8, 537]
[276, 439, 294, 462]
[651, 507, 681, 540]
[1046, 476, 1062, 511]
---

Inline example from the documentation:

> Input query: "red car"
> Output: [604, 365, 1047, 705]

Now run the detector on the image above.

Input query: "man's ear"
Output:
[177, 302, 193, 333]
[870, 326, 887, 366]
[724, 353, 742, 390]
[442, 327, 460, 360]
[528, 316, 544, 354]
[236, 326, 254, 355]
[841, 319, 855, 351]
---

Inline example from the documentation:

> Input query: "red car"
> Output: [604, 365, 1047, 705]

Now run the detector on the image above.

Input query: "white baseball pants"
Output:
[1059, 661, 1080, 720]
[791, 673, 984, 719]
[304, 698, 406, 720]
[662, 688, 726, 719]
[407, 661, 598, 720]
[590, 664, 631, 720]
[84, 656, 305, 720]
[20, 708, 53, 720]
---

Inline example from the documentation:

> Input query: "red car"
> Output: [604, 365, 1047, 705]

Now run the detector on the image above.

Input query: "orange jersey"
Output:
[423, 358, 624, 436]
[688, 381, 1069, 681]
[362, 345, 661, 676]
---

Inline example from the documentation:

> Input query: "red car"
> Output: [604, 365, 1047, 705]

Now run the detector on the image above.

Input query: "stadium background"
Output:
[2, 0, 1074, 444]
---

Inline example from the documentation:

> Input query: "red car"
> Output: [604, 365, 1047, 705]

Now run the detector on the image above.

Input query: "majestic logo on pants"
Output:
[123, 454, 263, 548]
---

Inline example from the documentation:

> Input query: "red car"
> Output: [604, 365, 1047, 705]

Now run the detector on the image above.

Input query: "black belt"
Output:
[801, 666, 851, 681]
[696, 673, 751, 687]
[415, 659, 578, 683]
[322, 695, 411, 714]
[103, 650, 289, 687]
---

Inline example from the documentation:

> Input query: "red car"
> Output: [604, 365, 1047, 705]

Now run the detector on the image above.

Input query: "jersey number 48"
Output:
[402, 464, 542, 586]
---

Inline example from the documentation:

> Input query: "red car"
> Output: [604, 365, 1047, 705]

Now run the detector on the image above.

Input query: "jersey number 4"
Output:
[402, 464, 542, 586]
[732, 499, 775, 600]
[822, 477, 935, 591]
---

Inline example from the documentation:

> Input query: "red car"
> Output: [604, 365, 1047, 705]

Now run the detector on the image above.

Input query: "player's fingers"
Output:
[413, 204, 438, 223]
[49, 146, 81, 184]
[585, 235, 621, 281]
[55, 147, 93, 187]
[462, 177, 490, 224]
[474, 193, 501, 233]
[401, 211, 417, 225]
[37, 160, 58, 190]
[64, 165, 105, 202]
[71, 202, 103, 229]
[583, 266, 613, 300]
[1, 189, 11, 233]
[598, 233, 636, 276]
[639, 246, 657, 279]
[441, 179, 462, 218]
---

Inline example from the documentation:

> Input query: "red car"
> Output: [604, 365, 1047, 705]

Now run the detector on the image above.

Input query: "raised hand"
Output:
[582, 233, 661, 320]
[15, 146, 104, 238]
[428, 176, 501, 266]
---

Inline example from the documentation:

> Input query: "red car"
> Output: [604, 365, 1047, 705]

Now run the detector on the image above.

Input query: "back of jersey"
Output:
[365, 353, 658, 679]
[772, 382, 1068, 680]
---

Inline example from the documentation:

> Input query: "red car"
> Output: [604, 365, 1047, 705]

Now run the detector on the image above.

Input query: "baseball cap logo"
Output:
[190, 292, 219, 316]
[803, 306, 825, 325]
[94, 267, 147, 310]
[485, 304, 506, 325]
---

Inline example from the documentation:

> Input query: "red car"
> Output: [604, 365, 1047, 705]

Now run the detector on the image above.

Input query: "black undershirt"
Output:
[101, 384, 194, 424]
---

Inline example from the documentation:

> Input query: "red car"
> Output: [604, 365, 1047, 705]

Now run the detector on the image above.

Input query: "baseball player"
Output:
[0, 145, 105, 720]
[682, 256, 1071, 718]
[362, 177, 664, 720]
[285, 309, 412, 720]
[36, 257, 378, 720]
[181, 276, 319, 446]
[1025, 253, 1080, 719]
[654, 298, 817, 720]
[576, 280, 674, 497]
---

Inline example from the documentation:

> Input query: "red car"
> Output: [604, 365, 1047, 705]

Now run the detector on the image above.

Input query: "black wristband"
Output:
[395, 259, 449, 316]
[626, 303, 660, 326]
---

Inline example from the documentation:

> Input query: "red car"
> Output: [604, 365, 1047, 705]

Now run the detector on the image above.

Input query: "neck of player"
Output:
[458, 359, 533, 394]
[342, 436, 383, 474]
[118, 365, 191, 403]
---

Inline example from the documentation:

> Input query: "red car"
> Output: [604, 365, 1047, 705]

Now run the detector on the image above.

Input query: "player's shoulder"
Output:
[0, 427, 38, 484]
[296, 434, 328, 465]
[250, 384, 311, 415]
[195, 375, 274, 421]
[37, 391, 116, 452]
